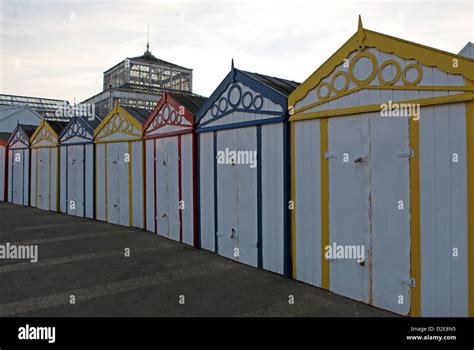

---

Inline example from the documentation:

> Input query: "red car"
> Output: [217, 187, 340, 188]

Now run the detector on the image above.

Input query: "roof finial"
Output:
[231, 58, 237, 81]
[356, 15, 366, 50]
[146, 25, 150, 52]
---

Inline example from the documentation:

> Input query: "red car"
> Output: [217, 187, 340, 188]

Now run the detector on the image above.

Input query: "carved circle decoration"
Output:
[349, 51, 378, 86]
[242, 91, 253, 109]
[312, 53, 424, 103]
[330, 71, 350, 93]
[378, 59, 402, 85]
[317, 82, 332, 99]
[228, 84, 242, 107]
[402, 63, 423, 86]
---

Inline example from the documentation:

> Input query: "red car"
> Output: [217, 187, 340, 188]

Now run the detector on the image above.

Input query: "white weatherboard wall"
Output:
[289, 22, 474, 316]
[94, 105, 144, 229]
[30, 122, 60, 212]
[143, 93, 200, 247]
[196, 68, 295, 276]
[7, 126, 31, 205]
[59, 118, 95, 219]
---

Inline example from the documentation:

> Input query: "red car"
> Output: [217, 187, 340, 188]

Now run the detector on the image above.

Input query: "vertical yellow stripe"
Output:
[56, 148, 59, 212]
[35, 148, 38, 207]
[466, 95, 474, 316]
[104, 143, 108, 222]
[320, 118, 330, 290]
[291, 121, 297, 279]
[128, 141, 133, 227]
[49, 147, 52, 211]
[409, 116, 421, 317]
[95, 143, 98, 220]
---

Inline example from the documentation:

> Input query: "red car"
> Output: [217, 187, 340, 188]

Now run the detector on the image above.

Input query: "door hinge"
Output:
[396, 149, 414, 158]
[400, 276, 416, 288]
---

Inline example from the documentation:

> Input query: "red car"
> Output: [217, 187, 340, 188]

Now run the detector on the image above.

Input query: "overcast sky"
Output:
[0, 0, 472, 103]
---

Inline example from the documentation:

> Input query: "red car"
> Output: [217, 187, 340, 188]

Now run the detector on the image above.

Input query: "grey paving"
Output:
[0, 202, 396, 317]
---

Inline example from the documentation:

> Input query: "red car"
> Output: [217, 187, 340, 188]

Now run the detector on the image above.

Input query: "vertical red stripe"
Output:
[4, 145, 8, 202]
[178, 135, 183, 243]
[153, 139, 157, 234]
[192, 132, 199, 248]
[142, 141, 146, 229]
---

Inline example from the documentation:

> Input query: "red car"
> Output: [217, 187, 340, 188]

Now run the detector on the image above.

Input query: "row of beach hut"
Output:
[1, 19, 473, 317]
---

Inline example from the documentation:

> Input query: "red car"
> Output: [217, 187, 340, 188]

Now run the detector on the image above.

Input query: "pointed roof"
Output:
[167, 91, 207, 115]
[0, 132, 11, 141]
[458, 41, 474, 58]
[121, 106, 151, 124]
[240, 71, 299, 96]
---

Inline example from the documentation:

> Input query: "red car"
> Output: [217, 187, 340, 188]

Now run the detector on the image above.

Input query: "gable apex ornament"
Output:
[356, 15, 366, 50]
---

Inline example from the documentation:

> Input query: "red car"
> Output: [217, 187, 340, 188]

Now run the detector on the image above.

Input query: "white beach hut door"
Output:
[370, 116, 411, 315]
[328, 116, 370, 303]
[156, 138, 180, 240]
[67, 147, 77, 215]
[235, 127, 258, 267]
[74, 146, 85, 218]
[217, 129, 239, 261]
[107, 146, 119, 225]
[216, 127, 258, 267]
[12, 149, 24, 205]
[118, 142, 129, 227]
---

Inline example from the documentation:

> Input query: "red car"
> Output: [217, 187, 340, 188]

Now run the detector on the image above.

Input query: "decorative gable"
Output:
[196, 67, 290, 131]
[94, 104, 143, 143]
[289, 17, 474, 121]
[60, 118, 94, 145]
[143, 94, 194, 139]
[30, 121, 58, 148]
[8, 127, 29, 149]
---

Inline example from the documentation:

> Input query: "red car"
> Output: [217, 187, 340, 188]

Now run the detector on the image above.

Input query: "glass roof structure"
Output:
[0, 94, 71, 121]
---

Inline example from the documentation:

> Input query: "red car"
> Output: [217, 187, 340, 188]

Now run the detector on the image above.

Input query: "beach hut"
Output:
[94, 102, 149, 228]
[288, 17, 474, 316]
[0, 132, 10, 201]
[30, 120, 68, 211]
[143, 92, 206, 246]
[58, 117, 101, 218]
[6, 124, 36, 205]
[196, 64, 299, 275]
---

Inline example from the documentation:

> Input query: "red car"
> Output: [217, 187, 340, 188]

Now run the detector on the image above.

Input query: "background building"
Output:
[82, 45, 193, 118]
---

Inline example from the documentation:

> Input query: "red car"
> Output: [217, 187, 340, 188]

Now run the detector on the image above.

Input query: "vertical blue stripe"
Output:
[257, 125, 263, 269]
[93, 144, 96, 220]
[83, 144, 86, 217]
[11, 150, 14, 204]
[213, 131, 218, 253]
[283, 122, 291, 277]
[65, 146, 68, 214]
[196, 134, 202, 248]
[22, 149, 25, 206]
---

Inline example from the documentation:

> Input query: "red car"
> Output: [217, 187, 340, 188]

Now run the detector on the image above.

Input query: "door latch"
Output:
[354, 155, 368, 163]
[230, 227, 236, 239]
[325, 152, 337, 160]
[400, 276, 416, 288]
